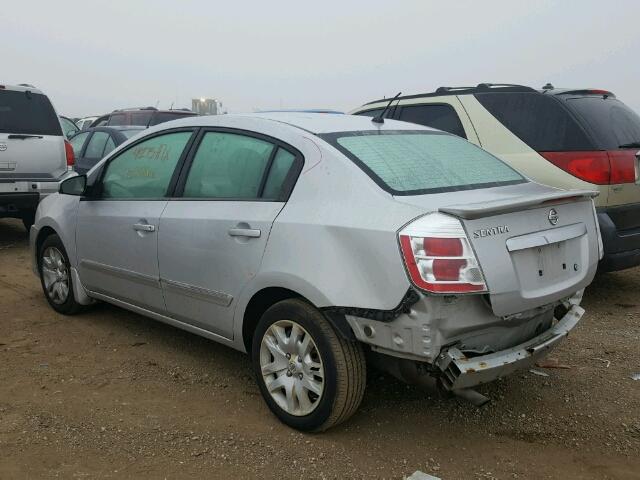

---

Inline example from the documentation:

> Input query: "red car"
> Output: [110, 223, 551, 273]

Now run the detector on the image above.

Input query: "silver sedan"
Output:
[31, 112, 601, 431]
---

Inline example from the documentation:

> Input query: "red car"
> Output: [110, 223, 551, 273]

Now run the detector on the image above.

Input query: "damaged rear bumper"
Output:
[436, 304, 584, 390]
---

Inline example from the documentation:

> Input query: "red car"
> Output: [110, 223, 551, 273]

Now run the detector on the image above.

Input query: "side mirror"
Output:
[59, 175, 87, 196]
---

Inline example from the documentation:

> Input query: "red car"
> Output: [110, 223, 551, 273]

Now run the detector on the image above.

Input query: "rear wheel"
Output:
[38, 234, 83, 315]
[252, 299, 366, 431]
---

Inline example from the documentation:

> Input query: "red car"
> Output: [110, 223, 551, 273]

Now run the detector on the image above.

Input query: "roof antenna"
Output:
[372, 92, 401, 124]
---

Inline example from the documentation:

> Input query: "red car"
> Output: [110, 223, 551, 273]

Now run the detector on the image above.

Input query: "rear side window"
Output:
[322, 131, 524, 195]
[262, 148, 296, 199]
[564, 97, 640, 150]
[0, 90, 62, 136]
[183, 132, 274, 198]
[130, 112, 153, 126]
[107, 113, 127, 126]
[475, 92, 594, 151]
[101, 131, 192, 199]
[398, 104, 467, 138]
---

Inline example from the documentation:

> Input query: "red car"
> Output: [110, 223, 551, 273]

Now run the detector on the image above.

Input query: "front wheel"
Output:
[252, 299, 366, 431]
[38, 234, 83, 315]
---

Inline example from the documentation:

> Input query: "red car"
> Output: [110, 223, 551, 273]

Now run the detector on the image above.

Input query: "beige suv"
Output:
[353, 83, 640, 271]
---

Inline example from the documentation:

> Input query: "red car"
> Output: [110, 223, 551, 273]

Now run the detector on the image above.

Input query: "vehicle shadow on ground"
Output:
[0, 218, 28, 247]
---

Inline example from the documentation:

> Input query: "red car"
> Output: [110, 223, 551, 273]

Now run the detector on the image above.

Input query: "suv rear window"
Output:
[474, 92, 594, 151]
[150, 112, 196, 126]
[321, 131, 524, 195]
[564, 96, 640, 150]
[0, 90, 62, 136]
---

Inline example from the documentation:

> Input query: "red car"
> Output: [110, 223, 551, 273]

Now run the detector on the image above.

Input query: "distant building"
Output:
[192, 98, 225, 115]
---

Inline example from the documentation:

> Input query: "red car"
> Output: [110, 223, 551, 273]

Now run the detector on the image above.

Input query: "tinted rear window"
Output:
[475, 92, 594, 151]
[0, 90, 62, 136]
[397, 104, 467, 138]
[321, 131, 524, 195]
[564, 96, 640, 150]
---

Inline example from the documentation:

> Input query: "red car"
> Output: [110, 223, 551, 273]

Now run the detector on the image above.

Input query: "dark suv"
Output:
[353, 83, 640, 272]
[90, 107, 198, 129]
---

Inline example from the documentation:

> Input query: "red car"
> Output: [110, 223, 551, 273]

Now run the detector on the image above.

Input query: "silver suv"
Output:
[0, 84, 75, 230]
[30, 113, 600, 431]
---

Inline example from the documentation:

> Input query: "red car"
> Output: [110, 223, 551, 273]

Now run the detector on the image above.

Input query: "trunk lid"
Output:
[0, 87, 67, 180]
[396, 185, 600, 316]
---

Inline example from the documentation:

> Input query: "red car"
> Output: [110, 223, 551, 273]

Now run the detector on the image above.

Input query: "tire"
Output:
[21, 211, 36, 231]
[38, 234, 83, 315]
[251, 299, 366, 432]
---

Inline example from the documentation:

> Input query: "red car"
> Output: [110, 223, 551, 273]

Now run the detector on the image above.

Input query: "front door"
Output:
[158, 130, 302, 338]
[76, 129, 195, 313]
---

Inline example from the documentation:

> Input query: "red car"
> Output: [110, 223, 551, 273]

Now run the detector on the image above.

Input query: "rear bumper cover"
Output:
[597, 206, 640, 271]
[436, 304, 584, 390]
[0, 192, 39, 216]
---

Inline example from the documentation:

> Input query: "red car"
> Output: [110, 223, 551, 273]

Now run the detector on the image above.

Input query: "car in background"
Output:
[353, 83, 640, 272]
[76, 116, 99, 131]
[0, 83, 75, 230]
[69, 126, 145, 174]
[31, 112, 600, 431]
[59, 116, 80, 138]
[89, 107, 198, 128]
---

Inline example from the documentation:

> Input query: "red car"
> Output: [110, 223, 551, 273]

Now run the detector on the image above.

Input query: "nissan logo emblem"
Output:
[548, 208, 559, 225]
[0, 143, 6, 152]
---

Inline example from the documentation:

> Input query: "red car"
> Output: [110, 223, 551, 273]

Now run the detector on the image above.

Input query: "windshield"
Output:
[0, 90, 62, 136]
[565, 96, 640, 149]
[321, 130, 525, 195]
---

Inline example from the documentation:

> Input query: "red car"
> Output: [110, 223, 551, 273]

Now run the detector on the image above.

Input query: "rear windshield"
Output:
[474, 92, 594, 151]
[150, 112, 196, 126]
[122, 129, 143, 139]
[564, 96, 640, 150]
[0, 90, 62, 136]
[321, 131, 525, 195]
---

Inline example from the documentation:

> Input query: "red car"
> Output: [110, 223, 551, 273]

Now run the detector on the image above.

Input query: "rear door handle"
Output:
[228, 228, 261, 238]
[133, 223, 156, 232]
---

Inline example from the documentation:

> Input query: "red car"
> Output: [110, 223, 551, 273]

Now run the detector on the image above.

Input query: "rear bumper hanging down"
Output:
[436, 304, 584, 390]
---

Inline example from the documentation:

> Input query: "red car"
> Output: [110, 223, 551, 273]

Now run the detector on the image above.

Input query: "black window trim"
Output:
[319, 129, 526, 196]
[171, 126, 305, 203]
[82, 126, 199, 201]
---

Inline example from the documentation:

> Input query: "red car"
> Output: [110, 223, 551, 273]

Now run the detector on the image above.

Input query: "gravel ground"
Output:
[0, 217, 639, 479]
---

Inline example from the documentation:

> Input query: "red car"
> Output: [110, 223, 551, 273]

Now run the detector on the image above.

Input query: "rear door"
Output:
[158, 129, 303, 338]
[0, 88, 66, 181]
[76, 129, 195, 313]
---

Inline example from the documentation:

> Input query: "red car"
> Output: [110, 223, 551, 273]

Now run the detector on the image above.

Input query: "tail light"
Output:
[539, 151, 638, 185]
[398, 213, 487, 294]
[64, 139, 75, 169]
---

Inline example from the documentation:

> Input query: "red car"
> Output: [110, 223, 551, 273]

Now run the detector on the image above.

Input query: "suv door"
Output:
[158, 130, 303, 338]
[76, 129, 195, 312]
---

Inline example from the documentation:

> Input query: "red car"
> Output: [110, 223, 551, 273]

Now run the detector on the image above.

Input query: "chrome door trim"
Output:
[80, 259, 160, 287]
[161, 278, 233, 307]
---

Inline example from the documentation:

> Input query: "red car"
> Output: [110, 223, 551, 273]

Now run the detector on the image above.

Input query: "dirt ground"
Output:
[0, 218, 639, 480]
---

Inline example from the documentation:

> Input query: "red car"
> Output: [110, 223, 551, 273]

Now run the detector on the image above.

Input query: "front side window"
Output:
[85, 131, 110, 158]
[101, 131, 192, 199]
[398, 104, 467, 138]
[322, 130, 525, 195]
[183, 132, 274, 198]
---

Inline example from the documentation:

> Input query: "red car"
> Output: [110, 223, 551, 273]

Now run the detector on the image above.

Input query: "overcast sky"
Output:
[3, 0, 640, 117]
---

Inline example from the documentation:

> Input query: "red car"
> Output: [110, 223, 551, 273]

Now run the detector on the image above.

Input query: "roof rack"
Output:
[363, 83, 536, 106]
[112, 106, 159, 112]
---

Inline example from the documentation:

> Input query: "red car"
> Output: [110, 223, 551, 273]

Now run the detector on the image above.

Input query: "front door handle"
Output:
[133, 223, 156, 232]
[228, 228, 261, 238]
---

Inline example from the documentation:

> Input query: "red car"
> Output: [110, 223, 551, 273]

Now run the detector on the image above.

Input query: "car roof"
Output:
[158, 112, 434, 135]
[0, 83, 45, 95]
